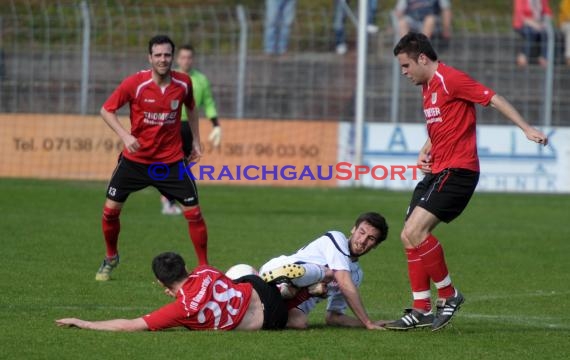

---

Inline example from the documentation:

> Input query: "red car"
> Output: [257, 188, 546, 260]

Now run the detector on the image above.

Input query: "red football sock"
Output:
[102, 206, 121, 258]
[406, 247, 432, 312]
[183, 207, 208, 266]
[417, 234, 455, 299]
[286, 288, 311, 310]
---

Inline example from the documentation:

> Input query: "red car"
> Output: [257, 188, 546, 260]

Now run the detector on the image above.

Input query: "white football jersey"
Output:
[259, 231, 361, 315]
[259, 231, 352, 274]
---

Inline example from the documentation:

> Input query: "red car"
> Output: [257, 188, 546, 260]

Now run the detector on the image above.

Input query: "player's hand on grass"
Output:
[122, 134, 140, 153]
[373, 319, 390, 328]
[524, 127, 548, 146]
[364, 320, 386, 330]
[208, 126, 222, 148]
[56, 318, 86, 329]
[417, 152, 432, 174]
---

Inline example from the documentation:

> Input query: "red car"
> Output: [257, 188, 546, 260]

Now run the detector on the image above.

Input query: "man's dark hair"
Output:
[152, 252, 188, 287]
[148, 35, 175, 55]
[179, 44, 195, 53]
[393, 32, 438, 62]
[354, 212, 389, 245]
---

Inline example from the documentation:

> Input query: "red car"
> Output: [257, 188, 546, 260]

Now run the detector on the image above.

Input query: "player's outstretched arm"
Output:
[326, 311, 367, 328]
[490, 94, 548, 146]
[56, 317, 148, 332]
[326, 311, 388, 328]
[100, 107, 140, 153]
[334, 270, 383, 330]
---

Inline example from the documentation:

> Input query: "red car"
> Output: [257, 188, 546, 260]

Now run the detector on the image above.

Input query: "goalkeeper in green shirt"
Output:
[161, 44, 222, 215]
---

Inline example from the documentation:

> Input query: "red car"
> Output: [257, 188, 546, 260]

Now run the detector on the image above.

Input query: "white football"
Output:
[225, 264, 259, 280]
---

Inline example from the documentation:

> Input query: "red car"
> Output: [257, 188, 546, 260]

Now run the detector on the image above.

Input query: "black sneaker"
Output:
[432, 291, 465, 331]
[260, 264, 305, 284]
[385, 309, 434, 330]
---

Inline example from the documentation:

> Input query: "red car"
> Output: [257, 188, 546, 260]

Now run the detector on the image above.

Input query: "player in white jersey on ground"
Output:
[259, 212, 389, 329]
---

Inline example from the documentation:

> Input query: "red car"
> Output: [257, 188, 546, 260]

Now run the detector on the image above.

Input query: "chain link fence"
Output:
[0, 0, 569, 126]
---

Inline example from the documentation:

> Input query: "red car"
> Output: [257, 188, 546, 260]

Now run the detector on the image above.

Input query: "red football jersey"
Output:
[422, 62, 495, 173]
[143, 266, 253, 331]
[102, 70, 195, 164]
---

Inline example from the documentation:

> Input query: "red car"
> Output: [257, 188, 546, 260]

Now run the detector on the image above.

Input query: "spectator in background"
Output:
[333, 0, 379, 55]
[560, 0, 570, 66]
[367, 0, 379, 34]
[513, 0, 553, 67]
[264, 0, 297, 56]
[394, 0, 452, 40]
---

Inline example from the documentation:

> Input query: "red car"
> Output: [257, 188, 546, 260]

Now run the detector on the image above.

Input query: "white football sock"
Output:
[291, 264, 326, 287]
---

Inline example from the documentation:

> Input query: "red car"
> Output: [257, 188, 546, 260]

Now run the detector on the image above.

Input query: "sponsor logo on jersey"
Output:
[143, 111, 178, 125]
[424, 107, 443, 124]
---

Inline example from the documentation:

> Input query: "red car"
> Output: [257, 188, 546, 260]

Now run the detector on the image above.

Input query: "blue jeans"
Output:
[264, 0, 297, 54]
[517, 25, 548, 59]
[333, 0, 378, 46]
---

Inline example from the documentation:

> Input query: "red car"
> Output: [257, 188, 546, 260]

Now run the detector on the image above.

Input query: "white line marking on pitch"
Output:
[462, 313, 570, 330]
[372, 290, 570, 330]
[468, 290, 569, 302]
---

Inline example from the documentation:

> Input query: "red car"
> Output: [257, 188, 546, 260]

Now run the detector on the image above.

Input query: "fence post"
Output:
[353, 0, 369, 186]
[390, 12, 400, 124]
[236, 5, 247, 119]
[80, 0, 90, 115]
[543, 18, 554, 128]
[0, 16, 4, 80]
[80, 0, 91, 115]
[0, 16, 3, 112]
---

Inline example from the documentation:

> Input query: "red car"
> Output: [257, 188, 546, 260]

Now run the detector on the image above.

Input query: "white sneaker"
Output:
[367, 24, 379, 34]
[161, 203, 182, 215]
[160, 196, 181, 215]
[335, 43, 347, 55]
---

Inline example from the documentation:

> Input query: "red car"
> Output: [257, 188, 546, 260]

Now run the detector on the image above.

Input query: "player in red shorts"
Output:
[95, 35, 209, 281]
[385, 32, 548, 331]
[57, 252, 288, 331]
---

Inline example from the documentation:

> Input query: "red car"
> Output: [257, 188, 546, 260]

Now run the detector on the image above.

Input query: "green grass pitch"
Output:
[0, 179, 568, 359]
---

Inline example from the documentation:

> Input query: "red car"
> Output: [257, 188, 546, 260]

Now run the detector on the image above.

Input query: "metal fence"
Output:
[1, 0, 569, 126]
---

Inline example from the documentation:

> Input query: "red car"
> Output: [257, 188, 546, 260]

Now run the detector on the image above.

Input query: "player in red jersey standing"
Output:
[95, 35, 209, 281]
[57, 252, 288, 331]
[385, 32, 548, 331]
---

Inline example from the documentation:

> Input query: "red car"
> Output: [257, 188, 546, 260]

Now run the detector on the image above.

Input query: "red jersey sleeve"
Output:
[447, 69, 495, 107]
[142, 302, 186, 331]
[102, 76, 134, 113]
